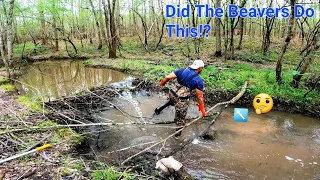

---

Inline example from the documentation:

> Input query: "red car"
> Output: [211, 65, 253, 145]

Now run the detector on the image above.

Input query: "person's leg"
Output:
[174, 100, 188, 136]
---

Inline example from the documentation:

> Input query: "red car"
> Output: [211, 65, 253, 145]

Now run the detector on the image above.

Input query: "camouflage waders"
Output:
[169, 83, 193, 134]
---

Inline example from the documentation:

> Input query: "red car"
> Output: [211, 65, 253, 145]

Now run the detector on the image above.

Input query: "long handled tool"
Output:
[154, 100, 173, 115]
[0, 144, 51, 164]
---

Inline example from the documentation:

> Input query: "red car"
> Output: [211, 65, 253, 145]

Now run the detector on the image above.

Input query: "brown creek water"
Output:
[15, 60, 320, 179]
[94, 91, 320, 180]
[15, 60, 130, 100]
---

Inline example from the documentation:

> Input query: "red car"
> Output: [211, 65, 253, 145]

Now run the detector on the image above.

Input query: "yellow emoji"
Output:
[253, 93, 273, 114]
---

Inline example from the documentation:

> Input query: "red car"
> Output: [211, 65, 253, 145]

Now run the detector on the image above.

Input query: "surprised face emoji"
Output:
[253, 93, 273, 114]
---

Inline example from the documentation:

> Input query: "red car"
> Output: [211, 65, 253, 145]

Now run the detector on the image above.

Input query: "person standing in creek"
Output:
[157, 60, 207, 136]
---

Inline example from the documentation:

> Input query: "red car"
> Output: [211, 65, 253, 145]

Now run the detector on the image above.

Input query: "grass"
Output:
[0, 77, 10, 84]
[92, 58, 320, 106]
[91, 166, 137, 180]
[51, 128, 83, 144]
[14, 42, 53, 57]
[201, 64, 318, 105]
[84, 59, 93, 65]
[0, 84, 15, 92]
[18, 95, 43, 112]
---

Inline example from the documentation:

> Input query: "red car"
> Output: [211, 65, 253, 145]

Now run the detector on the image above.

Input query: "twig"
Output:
[46, 106, 85, 124]
[16, 167, 33, 180]
[103, 141, 159, 154]
[117, 167, 129, 180]
[156, 140, 166, 160]
[24, 133, 52, 152]
[200, 82, 248, 136]
[0, 123, 182, 135]
[120, 81, 248, 165]
[199, 112, 221, 137]
[9, 133, 28, 147]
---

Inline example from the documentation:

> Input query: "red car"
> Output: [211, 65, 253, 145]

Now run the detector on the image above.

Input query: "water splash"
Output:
[119, 91, 145, 124]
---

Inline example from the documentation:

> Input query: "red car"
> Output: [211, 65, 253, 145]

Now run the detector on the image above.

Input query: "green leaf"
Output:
[292, 71, 300, 76]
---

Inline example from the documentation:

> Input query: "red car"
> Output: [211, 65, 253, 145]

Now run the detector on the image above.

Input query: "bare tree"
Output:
[107, 0, 117, 58]
[52, 0, 59, 51]
[292, 21, 320, 88]
[214, 0, 222, 56]
[102, 0, 110, 45]
[6, 0, 14, 76]
[38, 0, 48, 45]
[275, 0, 296, 83]
[133, 9, 149, 51]
[0, 0, 8, 74]
[156, 1, 166, 48]
[236, 0, 247, 50]
[89, 0, 103, 50]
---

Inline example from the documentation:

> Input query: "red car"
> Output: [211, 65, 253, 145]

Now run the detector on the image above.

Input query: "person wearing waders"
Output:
[157, 60, 207, 136]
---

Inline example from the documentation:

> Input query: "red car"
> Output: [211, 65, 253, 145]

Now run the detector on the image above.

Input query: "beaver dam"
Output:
[16, 60, 320, 179]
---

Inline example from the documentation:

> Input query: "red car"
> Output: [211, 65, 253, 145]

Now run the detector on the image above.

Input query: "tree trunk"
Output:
[6, 0, 15, 73]
[262, 17, 275, 55]
[236, 17, 244, 50]
[133, 9, 148, 51]
[156, 3, 166, 48]
[262, 0, 275, 55]
[102, 0, 110, 44]
[39, 0, 47, 45]
[275, 0, 296, 83]
[228, 0, 237, 60]
[99, 0, 106, 42]
[53, 1, 59, 51]
[107, 0, 117, 58]
[292, 24, 320, 88]
[214, 0, 222, 57]
[89, 0, 103, 50]
[235, 0, 246, 50]
[292, 43, 319, 88]
[0, 1, 9, 75]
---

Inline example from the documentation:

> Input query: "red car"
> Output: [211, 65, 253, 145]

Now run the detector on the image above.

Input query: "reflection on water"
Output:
[15, 60, 130, 100]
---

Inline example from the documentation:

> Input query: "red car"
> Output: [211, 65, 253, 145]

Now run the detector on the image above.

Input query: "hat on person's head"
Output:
[189, 60, 205, 69]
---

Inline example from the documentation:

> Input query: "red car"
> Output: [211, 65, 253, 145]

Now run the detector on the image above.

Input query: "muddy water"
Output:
[93, 89, 320, 180]
[15, 60, 130, 100]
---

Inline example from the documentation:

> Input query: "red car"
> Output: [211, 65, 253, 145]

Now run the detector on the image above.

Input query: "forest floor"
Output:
[0, 74, 89, 179]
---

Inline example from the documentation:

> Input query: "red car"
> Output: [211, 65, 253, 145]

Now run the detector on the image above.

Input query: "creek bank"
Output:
[86, 58, 320, 119]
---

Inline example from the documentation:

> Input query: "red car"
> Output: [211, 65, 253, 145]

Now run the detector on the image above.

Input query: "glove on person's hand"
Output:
[198, 105, 206, 117]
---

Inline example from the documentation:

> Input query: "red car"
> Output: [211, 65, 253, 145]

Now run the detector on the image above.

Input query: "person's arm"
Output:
[196, 89, 206, 117]
[159, 72, 177, 86]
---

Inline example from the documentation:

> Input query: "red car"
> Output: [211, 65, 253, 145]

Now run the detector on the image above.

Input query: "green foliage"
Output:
[37, 120, 58, 128]
[236, 51, 277, 64]
[51, 128, 83, 144]
[91, 167, 120, 180]
[115, 59, 149, 72]
[0, 77, 9, 84]
[18, 95, 43, 112]
[121, 39, 143, 54]
[119, 61, 130, 71]
[144, 64, 177, 81]
[200, 64, 319, 105]
[84, 59, 93, 65]
[0, 84, 15, 92]
[14, 43, 52, 57]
